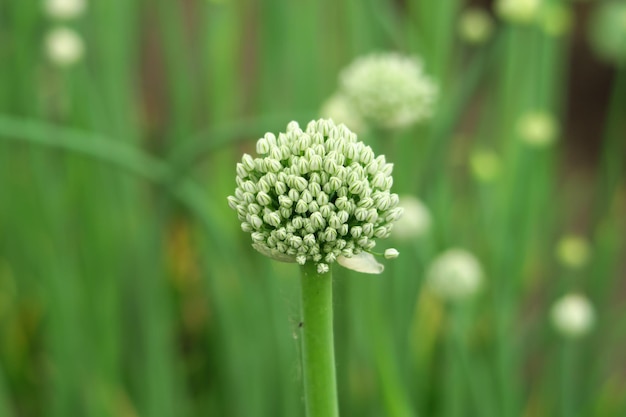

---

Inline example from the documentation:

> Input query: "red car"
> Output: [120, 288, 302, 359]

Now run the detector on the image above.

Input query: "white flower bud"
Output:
[279, 207, 292, 219]
[242, 192, 255, 204]
[278, 195, 293, 208]
[45, 0, 86, 20]
[45, 27, 84, 67]
[348, 180, 365, 195]
[264, 212, 282, 227]
[323, 228, 337, 242]
[256, 138, 269, 154]
[458, 8, 494, 45]
[227, 196, 239, 210]
[310, 212, 326, 230]
[426, 249, 482, 301]
[236, 163, 248, 178]
[293, 176, 308, 192]
[495, 0, 540, 24]
[384, 248, 399, 259]
[360, 146, 374, 165]
[308, 182, 321, 197]
[267, 158, 283, 173]
[517, 111, 559, 147]
[354, 207, 368, 221]
[551, 294, 595, 338]
[249, 215, 264, 230]
[319, 204, 333, 218]
[317, 192, 329, 206]
[303, 234, 316, 246]
[295, 200, 308, 214]
[251, 232, 266, 242]
[300, 189, 313, 204]
[292, 217, 304, 230]
[242, 154, 255, 171]
[308, 201, 320, 213]
[309, 154, 323, 171]
[275, 228, 288, 241]
[270, 147, 283, 161]
[372, 173, 387, 189]
[264, 132, 277, 146]
[247, 204, 261, 215]
[366, 209, 379, 224]
[328, 215, 342, 229]
[256, 192, 272, 206]
[317, 263, 330, 274]
[289, 236, 303, 248]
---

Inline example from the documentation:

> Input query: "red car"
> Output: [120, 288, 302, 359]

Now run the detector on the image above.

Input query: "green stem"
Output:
[300, 263, 339, 417]
[560, 340, 575, 417]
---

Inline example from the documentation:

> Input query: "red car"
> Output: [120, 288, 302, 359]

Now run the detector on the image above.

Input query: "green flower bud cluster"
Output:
[228, 119, 402, 274]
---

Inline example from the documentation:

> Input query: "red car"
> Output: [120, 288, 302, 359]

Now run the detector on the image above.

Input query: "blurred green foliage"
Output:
[0, 0, 625, 416]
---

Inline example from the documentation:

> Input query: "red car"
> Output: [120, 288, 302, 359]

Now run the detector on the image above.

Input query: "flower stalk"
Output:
[299, 262, 339, 417]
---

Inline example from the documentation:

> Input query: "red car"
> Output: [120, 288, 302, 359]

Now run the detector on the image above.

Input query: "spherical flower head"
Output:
[391, 195, 431, 241]
[458, 8, 495, 45]
[44, 0, 86, 20]
[470, 149, 501, 183]
[45, 27, 84, 67]
[516, 111, 559, 147]
[495, 0, 541, 24]
[228, 119, 403, 274]
[339, 52, 438, 129]
[425, 249, 483, 301]
[551, 294, 595, 338]
[588, 1, 626, 65]
[556, 235, 591, 270]
[319, 94, 367, 135]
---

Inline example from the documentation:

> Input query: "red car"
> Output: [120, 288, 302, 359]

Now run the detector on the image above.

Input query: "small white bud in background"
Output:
[426, 249, 482, 301]
[45, 27, 84, 67]
[551, 294, 595, 338]
[44, 0, 86, 20]
[556, 235, 591, 270]
[495, 0, 541, 24]
[470, 149, 501, 183]
[317, 263, 330, 274]
[517, 111, 559, 148]
[458, 8, 494, 45]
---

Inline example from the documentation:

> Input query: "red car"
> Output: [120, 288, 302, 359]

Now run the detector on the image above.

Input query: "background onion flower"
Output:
[425, 249, 483, 301]
[551, 294, 595, 338]
[339, 52, 438, 129]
